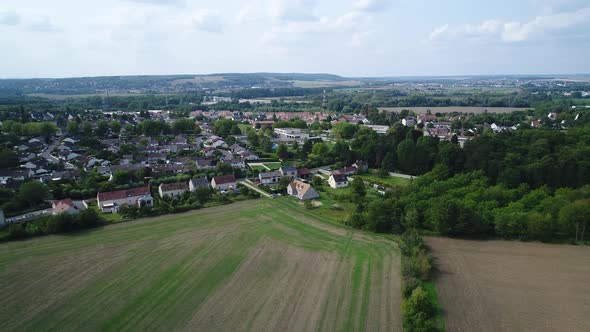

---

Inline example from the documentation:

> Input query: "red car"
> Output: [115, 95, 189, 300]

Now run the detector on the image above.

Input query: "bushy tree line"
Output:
[399, 232, 441, 332]
[6, 209, 104, 240]
[351, 167, 590, 242]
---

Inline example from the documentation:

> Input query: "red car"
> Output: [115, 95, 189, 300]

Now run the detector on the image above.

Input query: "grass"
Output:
[423, 281, 446, 331]
[356, 173, 412, 188]
[0, 198, 402, 331]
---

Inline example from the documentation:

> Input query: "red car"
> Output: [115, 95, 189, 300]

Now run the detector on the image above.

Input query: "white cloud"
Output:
[27, 16, 58, 32]
[356, 0, 391, 12]
[193, 9, 224, 33]
[429, 6, 590, 43]
[268, 0, 317, 22]
[0, 10, 20, 26]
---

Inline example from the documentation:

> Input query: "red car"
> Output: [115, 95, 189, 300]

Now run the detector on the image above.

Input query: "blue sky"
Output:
[0, 0, 589, 78]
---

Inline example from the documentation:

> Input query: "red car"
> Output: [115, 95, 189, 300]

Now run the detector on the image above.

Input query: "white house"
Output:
[259, 171, 282, 185]
[189, 177, 210, 191]
[97, 186, 153, 213]
[158, 182, 189, 199]
[274, 128, 310, 141]
[211, 175, 237, 191]
[328, 173, 349, 189]
[287, 180, 320, 200]
[279, 166, 297, 179]
[402, 117, 416, 127]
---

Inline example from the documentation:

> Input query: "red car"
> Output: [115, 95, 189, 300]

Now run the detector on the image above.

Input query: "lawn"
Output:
[0, 199, 402, 331]
[356, 173, 412, 188]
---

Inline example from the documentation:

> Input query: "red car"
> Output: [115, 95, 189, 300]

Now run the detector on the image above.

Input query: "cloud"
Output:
[27, 16, 58, 32]
[428, 6, 590, 43]
[125, 0, 184, 5]
[0, 10, 20, 26]
[193, 9, 224, 33]
[268, 0, 317, 22]
[355, 0, 391, 12]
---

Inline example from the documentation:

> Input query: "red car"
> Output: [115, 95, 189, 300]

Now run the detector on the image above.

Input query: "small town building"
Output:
[259, 171, 282, 185]
[279, 166, 297, 178]
[287, 180, 320, 200]
[211, 175, 237, 191]
[158, 182, 189, 199]
[189, 177, 210, 191]
[52, 199, 87, 215]
[328, 173, 349, 189]
[97, 186, 153, 213]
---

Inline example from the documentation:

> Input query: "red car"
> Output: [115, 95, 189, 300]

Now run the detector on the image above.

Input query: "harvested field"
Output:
[426, 237, 590, 332]
[379, 106, 531, 114]
[0, 199, 402, 331]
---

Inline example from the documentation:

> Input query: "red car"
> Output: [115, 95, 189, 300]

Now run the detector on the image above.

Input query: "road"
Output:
[238, 179, 273, 198]
[39, 139, 60, 163]
[6, 208, 52, 224]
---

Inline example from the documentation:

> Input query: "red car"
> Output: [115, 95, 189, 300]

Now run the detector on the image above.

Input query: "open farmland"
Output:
[426, 237, 590, 332]
[0, 199, 402, 331]
[379, 106, 530, 114]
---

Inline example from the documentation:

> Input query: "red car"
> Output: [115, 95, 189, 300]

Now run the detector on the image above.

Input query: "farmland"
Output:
[379, 106, 531, 114]
[426, 237, 590, 332]
[0, 199, 402, 331]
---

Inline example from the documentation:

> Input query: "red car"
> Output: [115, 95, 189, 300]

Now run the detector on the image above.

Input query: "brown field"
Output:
[426, 237, 590, 332]
[0, 199, 402, 331]
[379, 106, 531, 114]
[293, 80, 362, 88]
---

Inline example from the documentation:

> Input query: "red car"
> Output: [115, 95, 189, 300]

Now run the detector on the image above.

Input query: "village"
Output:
[0, 105, 560, 225]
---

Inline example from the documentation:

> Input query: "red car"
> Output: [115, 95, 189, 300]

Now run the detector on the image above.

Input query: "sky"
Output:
[0, 0, 589, 78]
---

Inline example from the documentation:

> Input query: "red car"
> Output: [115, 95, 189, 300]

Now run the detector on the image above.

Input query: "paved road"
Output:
[238, 179, 273, 198]
[39, 139, 60, 163]
[6, 208, 52, 224]
[388, 172, 416, 179]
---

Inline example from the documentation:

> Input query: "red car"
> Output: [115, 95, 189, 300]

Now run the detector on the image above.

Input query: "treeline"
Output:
[400, 232, 442, 331]
[230, 87, 326, 99]
[5, 209, 104, 240]
[348, 168, 590, 242]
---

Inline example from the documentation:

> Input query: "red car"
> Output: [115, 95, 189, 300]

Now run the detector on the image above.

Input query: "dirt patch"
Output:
[186, 240, 340, 331]
[426, 237, 590, 332]
[380, 106, 530, 114]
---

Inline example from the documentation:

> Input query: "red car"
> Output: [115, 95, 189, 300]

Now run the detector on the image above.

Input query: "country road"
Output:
[238, 179, 273, 198]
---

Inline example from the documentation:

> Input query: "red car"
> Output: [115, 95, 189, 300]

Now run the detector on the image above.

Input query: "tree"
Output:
[260, 136, 273, 153]
[82, 122, 93, 137]
[397, 139, 416, 174]
[351, 177, 366, 201]
[95, 120, 109, 138]
[277, 143, 289, 160]
[247, 129, 259, 147]
[172, 118, 196, 135]
[558, 200, 590, 241]
[0, 148, 18, 169]
[67, 122, 80, 136]
[311, 142, 329, 156]
[18, 182, 49, 208]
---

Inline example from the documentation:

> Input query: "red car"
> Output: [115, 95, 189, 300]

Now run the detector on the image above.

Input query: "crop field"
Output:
[379, 106, 531, 114]
[0, 199, 402, 331]
[426, 237, 590, 332]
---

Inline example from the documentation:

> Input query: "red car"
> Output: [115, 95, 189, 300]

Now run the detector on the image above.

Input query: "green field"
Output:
[0, 198, 402, 331]
[356, 174, 412, 188]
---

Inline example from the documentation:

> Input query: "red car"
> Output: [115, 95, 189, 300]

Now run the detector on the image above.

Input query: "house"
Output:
[211, 175, 237, 191]
[274, 128, 309, 141]
[333, 166, 358, 176]
[189, 177, 210, 191]
[259, 171, 282, 184]
[158, 182, 189, 199]
[287, 180, 320, 200]
[52, 199, 87, 215]
[328, 173, 349, 189]
[279, 166, 297, 178]
[196, 157, 217, 170]
[96, 186, 153, 213]
[402, 117, 416, 127]
[297, 168, 311, 179]
[0, 170, 31, 184]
